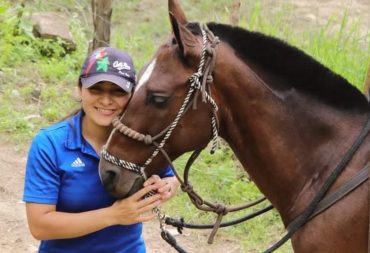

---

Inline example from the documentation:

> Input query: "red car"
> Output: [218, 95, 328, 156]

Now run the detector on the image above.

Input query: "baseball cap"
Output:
[79, 47, 136, 93]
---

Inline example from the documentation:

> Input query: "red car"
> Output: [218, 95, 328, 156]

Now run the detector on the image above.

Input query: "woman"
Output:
[23, 47, 179, 253]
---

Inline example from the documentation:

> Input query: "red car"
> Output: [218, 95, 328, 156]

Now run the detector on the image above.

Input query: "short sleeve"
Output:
[159, 164, 174, 178]
[23, 131, 60, 204]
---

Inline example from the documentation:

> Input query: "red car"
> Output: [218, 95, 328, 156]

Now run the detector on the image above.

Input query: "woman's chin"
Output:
[96, 118, 116, 127]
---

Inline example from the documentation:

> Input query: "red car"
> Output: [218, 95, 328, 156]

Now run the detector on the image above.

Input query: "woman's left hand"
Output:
[143, 175, 179, 201]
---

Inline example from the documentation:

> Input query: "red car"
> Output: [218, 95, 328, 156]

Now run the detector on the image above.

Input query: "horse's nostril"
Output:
[126, 176, 145, 197]
[103, 170, 118, 186]
[107, 170, 115, 178]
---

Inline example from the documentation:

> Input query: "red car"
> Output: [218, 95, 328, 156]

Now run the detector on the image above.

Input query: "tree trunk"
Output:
[229, 0, 241, 26]
[90, 0, 112, 52]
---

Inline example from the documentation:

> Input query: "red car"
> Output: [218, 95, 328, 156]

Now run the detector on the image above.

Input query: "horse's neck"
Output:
[214, 59, 368, 222]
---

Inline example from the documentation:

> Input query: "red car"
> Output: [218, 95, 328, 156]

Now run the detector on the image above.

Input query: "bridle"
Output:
[101, 24, 220, 181]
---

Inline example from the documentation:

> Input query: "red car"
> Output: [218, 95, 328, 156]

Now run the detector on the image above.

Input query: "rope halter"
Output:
[101, 24, 220, 179]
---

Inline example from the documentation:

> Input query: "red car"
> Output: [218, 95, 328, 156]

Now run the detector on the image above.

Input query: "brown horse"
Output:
[99, 0, 370, 252]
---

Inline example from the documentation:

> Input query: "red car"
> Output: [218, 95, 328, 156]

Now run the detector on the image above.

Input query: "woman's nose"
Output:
[100, 93, 113, 105]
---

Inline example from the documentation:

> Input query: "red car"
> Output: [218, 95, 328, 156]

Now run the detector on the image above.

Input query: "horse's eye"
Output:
[147, 93, 170, 108]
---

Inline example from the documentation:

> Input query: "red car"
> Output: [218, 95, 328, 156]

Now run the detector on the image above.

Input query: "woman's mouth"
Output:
[96, 108, 116, 116]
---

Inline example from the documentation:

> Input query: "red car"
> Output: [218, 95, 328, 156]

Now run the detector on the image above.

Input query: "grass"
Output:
[0, 0, 88, 140]
[1, 0, 369, 252]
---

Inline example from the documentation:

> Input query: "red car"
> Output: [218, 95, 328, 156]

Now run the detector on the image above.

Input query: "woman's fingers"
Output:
[136, 193, 161, 209]
[143, 174, 161, 187]
[112, 176, 179, 225]
[137, 193, 161, 208]
[157, 180, 171, 193]
[129, 183, 158, 201]
[132, 193, 162, 223]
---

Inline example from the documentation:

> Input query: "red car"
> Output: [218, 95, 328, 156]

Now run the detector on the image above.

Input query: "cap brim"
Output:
[81, 74, 134, 93]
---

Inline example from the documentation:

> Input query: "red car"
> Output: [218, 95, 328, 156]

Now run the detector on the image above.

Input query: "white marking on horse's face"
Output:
[136, 59, 157, 91]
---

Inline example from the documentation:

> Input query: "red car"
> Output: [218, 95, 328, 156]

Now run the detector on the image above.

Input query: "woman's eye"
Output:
[147, 93, 169, 108]
[112, 90, 127, 97]
[88, 87, 100, 94]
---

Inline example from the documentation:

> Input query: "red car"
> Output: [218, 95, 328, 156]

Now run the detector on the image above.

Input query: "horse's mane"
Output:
[186, 22, 369, 112]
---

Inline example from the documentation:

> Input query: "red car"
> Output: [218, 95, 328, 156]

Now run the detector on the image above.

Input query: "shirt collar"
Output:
[65, 111, 99, 158]
[65, 110, 83, 150]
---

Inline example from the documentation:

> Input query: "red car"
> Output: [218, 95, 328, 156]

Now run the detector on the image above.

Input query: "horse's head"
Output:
[99, 0, 220, 198]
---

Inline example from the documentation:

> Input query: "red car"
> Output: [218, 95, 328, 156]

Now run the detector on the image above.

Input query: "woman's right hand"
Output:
[25, 184, 161, 241]
[108, 184, 162, 225]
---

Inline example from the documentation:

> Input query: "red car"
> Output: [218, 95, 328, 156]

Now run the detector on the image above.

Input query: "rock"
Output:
[303, 13, 317, 23]
[30, 12, 76, 52]
[11, 89, 20, 98]
[30, 88, 41, 101]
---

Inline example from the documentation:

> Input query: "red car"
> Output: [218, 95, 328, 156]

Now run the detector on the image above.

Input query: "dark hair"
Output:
[58, 79, 83, 123]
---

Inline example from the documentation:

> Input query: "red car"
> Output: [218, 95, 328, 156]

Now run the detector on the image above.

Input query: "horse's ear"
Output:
[169, 13, 185, 55]
[168, 0, 187, 25]
[169, 13, 198, 58]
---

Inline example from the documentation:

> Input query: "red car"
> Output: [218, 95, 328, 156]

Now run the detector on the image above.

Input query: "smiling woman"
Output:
[79, 82, 130, 143]
[22, 47, 179, 253]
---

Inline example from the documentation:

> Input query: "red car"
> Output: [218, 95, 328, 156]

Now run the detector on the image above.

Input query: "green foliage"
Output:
[298, 10, 370, 90]
[0, 0, 87, 141]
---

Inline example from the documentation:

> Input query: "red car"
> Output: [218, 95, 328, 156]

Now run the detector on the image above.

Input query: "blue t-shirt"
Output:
[23, 111, 174, 253]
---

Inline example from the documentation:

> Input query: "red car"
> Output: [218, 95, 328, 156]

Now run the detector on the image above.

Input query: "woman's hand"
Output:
[109, 184, 162, 225]
[25, 176, 180, 240]
[143, 175, 179, 202]
[25, 184, 163, 240]
[109, 175, 180, 226]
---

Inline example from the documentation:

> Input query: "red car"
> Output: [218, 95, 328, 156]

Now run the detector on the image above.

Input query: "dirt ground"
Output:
[1, 0, 369, 252]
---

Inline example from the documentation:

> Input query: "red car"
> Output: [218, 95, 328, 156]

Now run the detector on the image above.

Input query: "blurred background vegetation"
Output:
[0, 0, 369, 252]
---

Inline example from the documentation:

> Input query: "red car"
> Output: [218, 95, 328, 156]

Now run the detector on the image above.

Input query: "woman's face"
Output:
[80, 81, 131, 127]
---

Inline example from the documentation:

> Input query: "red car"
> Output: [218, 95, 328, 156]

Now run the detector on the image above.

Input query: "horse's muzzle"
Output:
[99, 158, 144, 199]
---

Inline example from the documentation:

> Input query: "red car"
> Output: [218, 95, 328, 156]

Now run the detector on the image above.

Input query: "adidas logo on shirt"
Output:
[71, 157, 85, 167]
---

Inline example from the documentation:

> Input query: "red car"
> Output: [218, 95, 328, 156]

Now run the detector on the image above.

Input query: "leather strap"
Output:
[287, 164, 369, 232]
